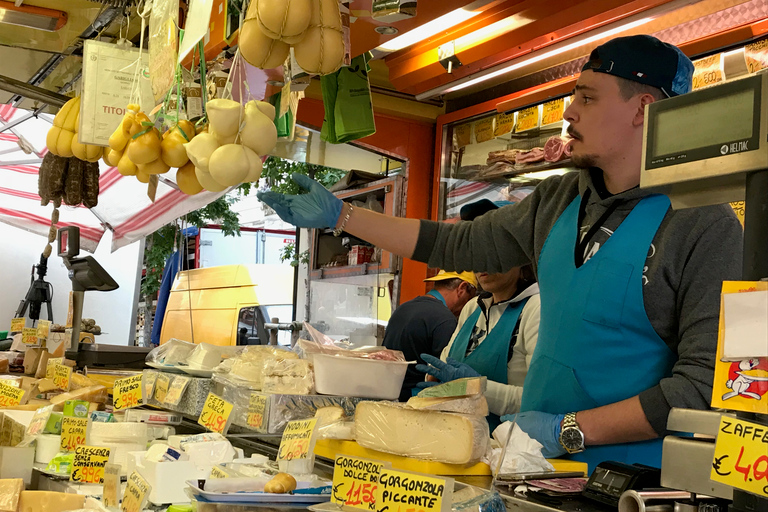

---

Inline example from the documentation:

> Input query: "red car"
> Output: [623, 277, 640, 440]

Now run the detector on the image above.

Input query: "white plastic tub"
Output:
[313, 353, 411, 400]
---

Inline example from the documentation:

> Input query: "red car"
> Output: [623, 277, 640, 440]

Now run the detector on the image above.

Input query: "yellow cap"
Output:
[423, 270, 478, 288]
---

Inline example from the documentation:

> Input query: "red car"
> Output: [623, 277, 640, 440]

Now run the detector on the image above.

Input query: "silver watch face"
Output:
[561, 427, 584, 451]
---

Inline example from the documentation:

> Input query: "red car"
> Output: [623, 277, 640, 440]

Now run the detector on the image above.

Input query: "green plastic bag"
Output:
[320, 53, 376, 143]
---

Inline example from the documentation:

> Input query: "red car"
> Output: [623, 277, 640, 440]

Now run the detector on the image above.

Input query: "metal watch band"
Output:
[333, 204, 352, 237]
[560, 412, 585, 454]
[563, 412, 579, 430]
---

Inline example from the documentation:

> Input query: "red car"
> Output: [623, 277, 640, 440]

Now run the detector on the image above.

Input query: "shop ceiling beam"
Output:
[0, 74, 69, 106]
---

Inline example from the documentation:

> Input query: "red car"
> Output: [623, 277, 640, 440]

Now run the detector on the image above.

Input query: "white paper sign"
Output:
[80, 40, 155, 146]
[723, 290, 768, 359]
[178, 0, 214, 64]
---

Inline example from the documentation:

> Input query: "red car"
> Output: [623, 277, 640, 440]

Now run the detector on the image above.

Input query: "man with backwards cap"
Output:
[383, 270, 477, 401]
[258, 35, 743, 469]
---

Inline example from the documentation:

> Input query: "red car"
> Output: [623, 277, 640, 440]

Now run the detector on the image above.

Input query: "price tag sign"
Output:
[277, 418, 318, 461]
[0, 380, 25, 407]
[18, 405, 54, 447]
[542, 98, 565, 126]
[332, 456, 387, 510]
[71, 445, 111, 484]
[121, 470, 152, 512]
[10, 317, 24, 333]
[46, 357, 63, 379]
[711, 416, 768, 497]
[143, 371, 157, 399]
[515, 106, 540, 132]
[154, 373, 170, 403]
[103, 463, 121, 508]
[692, 53, 724, 90]
[494, 112, 515, 137]
[474, 118, 494, 143]
[375, 467, 453, 512]
[745, 39, 768, 73]
[198, 393, 234, 434]
[61, 416, 88, 452]
[454, 124, 471, 148]
[113, 374, 144, 411]
[246, 393, 267, 429]
[53, 364, 72, 391]
[164, 375, 191, 405]
[37, 320, 51, 340]
[210, 466, 230, 479]
[22, 327, 38, 345]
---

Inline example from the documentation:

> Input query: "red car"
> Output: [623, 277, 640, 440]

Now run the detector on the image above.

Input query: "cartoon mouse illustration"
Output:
[722, 359, 762, 400]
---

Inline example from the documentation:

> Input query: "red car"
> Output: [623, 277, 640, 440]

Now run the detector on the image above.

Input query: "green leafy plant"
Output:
[260, 156, 346, 195]
[279, 242, 309, 267]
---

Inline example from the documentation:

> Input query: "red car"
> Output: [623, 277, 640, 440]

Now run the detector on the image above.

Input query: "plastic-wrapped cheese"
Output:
[256, 0, 312, 44]
[354, 401, 489, 464]
[293, 0, 344, 75]
[240, 5, 290, 69]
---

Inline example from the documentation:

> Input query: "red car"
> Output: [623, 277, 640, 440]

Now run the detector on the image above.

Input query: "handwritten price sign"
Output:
[10, 317, 24, 333]
[103, 463, 121, 508]
[494, 112, 515, 137]
[71, 445, 111, 484]
[37, 320, 51, 340]
[246, 393, 267, 429]
[46, 357, 63, 379]
[375, 468, 453, 512]
[0, 380, 25, 407]
[711, 416, 768, 497]
[210, 466, 230, 479]
[198, 393, 233, 434]
[692, 53, 723, 90]
[61, 416, 88, 452]
[121, 470, 152, 512]
[22, 327, 39, 345]
[113, 374, 143, 411]
[53, 364, 72, 391]
[515, 106, 539, 132]
[154, 373, 170, 403]
[542, 98, 565, 126]
[473, 118, 494, 143]
[277, 418, 318, 462]
[332, 456, 387, 511]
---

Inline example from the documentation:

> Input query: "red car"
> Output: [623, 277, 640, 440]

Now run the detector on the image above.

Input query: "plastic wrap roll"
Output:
[35, 434, 61, 464]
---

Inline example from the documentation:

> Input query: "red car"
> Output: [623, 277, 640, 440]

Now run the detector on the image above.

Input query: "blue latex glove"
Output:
[499, 411, 567, 458]
[415, 354, 481, 383]
[256, 173, 343, 229]
[415, 380, 440, 390]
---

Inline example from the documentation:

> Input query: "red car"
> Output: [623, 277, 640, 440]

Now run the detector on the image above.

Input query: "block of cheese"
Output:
[0, 357, 8, 374]
[262, 359, 314, 395]
[354, 401, 489, 464]
[416, 376, 487, 399]
[0, 478, 23, 512]
[406, 394, 489, 416]
[37, 378, 58, 393]
[50, 385, 107, 410]
[34, 351, 51, 379]
[23, 348, 42, 375]
[314, 405, 345, 427]
[18, 491, 85, 512]
[69, 372, 95, 390]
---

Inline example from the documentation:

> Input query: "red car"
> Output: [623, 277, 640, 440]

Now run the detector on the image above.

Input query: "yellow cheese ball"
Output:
[195, 166, 227, 192]
[256, 0, 311, 43]
[176, 161, 204, 195]
[240, 18, 290, 69]
[137, 158, 171, 175]
[293, 26, 344, 75]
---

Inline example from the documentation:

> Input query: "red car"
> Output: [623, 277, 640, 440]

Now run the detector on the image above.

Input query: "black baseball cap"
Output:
[582, 35, 694, 97]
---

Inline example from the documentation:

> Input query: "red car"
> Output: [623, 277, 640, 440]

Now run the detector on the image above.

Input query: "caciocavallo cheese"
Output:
[354, 401, 489, 465]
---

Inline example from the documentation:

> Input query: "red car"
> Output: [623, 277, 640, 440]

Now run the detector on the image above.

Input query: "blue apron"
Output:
[521, 193, 675, 472]
[427, 289, 446, 306]
[449, 299, 528, 430]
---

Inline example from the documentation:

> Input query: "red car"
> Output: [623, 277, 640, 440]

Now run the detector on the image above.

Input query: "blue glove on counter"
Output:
[415, 354, 481, 383]
[500, 411, 566, 459]
[256, 173, 343, 229]
[415, 380, 440, 390]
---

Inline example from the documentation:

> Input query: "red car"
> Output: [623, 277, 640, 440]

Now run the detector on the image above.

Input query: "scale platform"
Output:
[66, 343, 151, 369]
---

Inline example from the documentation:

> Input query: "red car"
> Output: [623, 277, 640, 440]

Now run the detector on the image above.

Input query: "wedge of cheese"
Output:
[314, 405, 345, 427]
[354, 401, 489, 464]
[50, 384, 107, 410]
[0, 478, 23, 512]
[416, 376, 487, 399]
[406, 394, 489, 416]
[18, 491, 85, 512]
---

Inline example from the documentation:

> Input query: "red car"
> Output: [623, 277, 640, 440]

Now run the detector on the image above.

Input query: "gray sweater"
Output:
[413, 169, 743, 435]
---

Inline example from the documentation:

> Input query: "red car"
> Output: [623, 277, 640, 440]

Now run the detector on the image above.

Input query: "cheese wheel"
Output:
[208, 144, 251, 186]
[240, 16, 291, 69]
[195, 166, 228, 192]
[256, 0, 311, 43]
[176, 161, 204, 195]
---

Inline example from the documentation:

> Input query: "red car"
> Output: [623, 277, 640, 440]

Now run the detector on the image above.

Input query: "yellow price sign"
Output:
[375, 467, 453, 512]
[542, 98, 565, 126]
[692, 53, 723, 90]
[474, 118, 494, 143]
[53, 364, 72, 391]
[37, 320, 51, 340]
[60, 416, 88, 452]
[113, 375, 143, 411]
[121, 470, 152, 512]
[332, 456, 387, 510]
[10, 317, 25, 333]
[0, 380, 25, 407]
[103, 463, 121, 508]
[46, 357, 63, 379]
[22, 327, 38, 345]
[154, 373, 170, 403]
[711, 416, 768, 497]
[71, 445, 111, 484]
[494, 112, 515, 137]
[210, 466, 230, 479]
[515, 106, 540, 132]
[198, 393, 234, 434]
[454, 124, 471, 148]
[277, 418, 318, 461]
[745, 39, 768, 73]
[246, 393, 267, 429]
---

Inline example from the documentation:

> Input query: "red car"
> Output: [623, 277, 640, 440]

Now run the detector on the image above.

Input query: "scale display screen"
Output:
[645, 74, 762, 170]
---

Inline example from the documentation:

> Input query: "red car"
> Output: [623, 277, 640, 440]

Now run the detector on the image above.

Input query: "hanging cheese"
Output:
[71, 132, 103, 162]
[293, 0, 344, 75]
[127, 126, 162, 165]
[137, 158, 171, 175]
[209, 125, 238, 146]
[52, 96, 80, 132]
[256, 0, 312, 43]
[176, 161, 204, 195]
[240, 11, 291, 69]
[108, 104, 140, 151]
[161, 121, 195, 168]
[243, 146, 263, 182]
[208, 144, 251, 186]
[117, 142, 138, 176]
[106, 147, 123, 167]
[195, 166, 228, 192]
[136, 169, 151, 183]
[45, 126, 75, 158]
[185, 132, 220, 171]
[206, 99, 243, 138]
[240, 101, 278, 157]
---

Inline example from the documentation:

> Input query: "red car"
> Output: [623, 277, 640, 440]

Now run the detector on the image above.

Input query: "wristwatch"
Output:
[559, 412, 585, 454]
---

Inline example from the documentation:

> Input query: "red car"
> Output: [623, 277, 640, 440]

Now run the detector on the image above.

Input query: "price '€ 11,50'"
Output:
[711, 416, 768, 497]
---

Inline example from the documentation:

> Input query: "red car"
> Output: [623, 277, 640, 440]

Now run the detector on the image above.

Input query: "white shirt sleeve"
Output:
[485, 294, 541, 416]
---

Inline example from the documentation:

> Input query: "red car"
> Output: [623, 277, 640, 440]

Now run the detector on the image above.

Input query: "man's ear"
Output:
[634, 94, 656, 127]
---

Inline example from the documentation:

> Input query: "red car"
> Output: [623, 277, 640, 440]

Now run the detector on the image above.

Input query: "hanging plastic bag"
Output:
[320, 53, 375, 144]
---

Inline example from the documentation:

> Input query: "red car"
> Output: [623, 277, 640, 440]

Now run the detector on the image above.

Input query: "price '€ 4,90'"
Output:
[277, 418, 318, 461]
[711, 416, 768, 497]
[198, 393, 233, 434]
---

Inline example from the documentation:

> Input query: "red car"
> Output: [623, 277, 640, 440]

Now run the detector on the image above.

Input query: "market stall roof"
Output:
[0, 104, 227, 252]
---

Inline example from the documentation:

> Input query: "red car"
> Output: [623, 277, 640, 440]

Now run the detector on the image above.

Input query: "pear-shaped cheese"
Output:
[137, 158, 171, 175]
[184, 132, 220, 171]
[206, 99, 243, 138]
[106, 147, 123, 167]
[243, 146, 263, 182]
[103, 147, 114, 167]
[240, 16, 290, 69]
[108, 106, 139, 151]
[117, 144, 138, 176]
[176, 161, 204, 195]
[240, 101, 278, 157]
[161, 126, 192, 168]
[127, 127, 162, 165]
[136, 169, 151, 183]
[208, 144, 251, 186]
[209, 125, 238, 146]
[254, 101, 276, 120]
[256, 0, 311, 43]
[195, 166, 228, 192]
